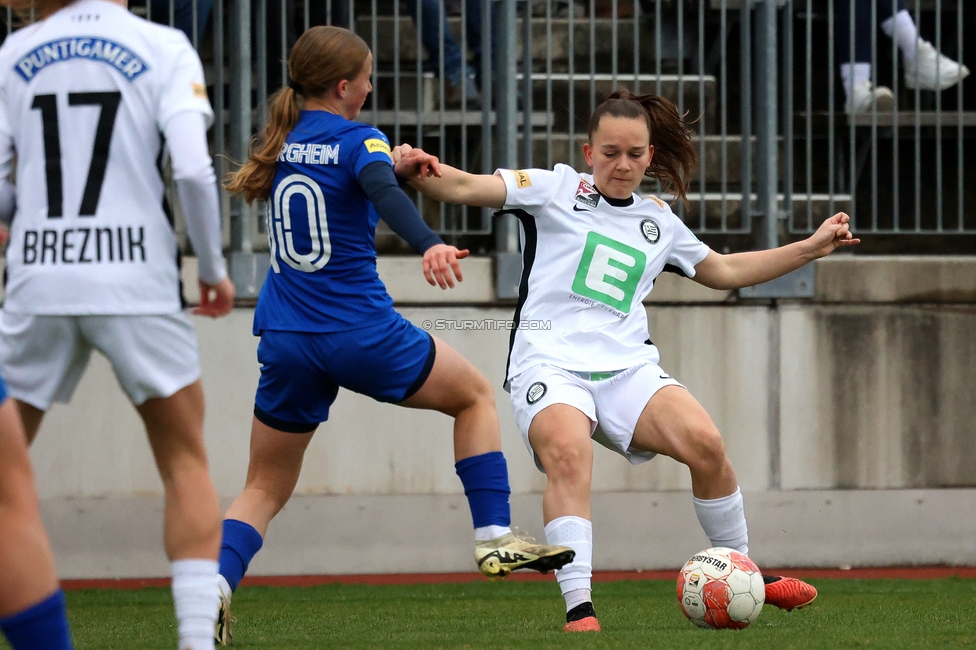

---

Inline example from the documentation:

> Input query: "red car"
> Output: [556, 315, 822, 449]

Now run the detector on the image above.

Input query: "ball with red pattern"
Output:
[676, 547, 765, 629]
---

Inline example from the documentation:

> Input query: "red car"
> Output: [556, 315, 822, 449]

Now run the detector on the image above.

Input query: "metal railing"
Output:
[2, 0, 972, 295]
[787, 0, 972, 238]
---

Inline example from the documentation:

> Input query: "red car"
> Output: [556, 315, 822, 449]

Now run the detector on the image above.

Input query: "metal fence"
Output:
[786, 0, 973, 238]
[2, 0, 973, 294]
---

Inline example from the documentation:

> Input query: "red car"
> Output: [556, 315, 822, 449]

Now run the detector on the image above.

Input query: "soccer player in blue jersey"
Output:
[0, 375, 74, 650]
[214, 25, 574, 644]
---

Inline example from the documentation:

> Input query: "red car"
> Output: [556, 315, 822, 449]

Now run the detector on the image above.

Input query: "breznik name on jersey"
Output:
[0, 0, 213, 315]
[497, 164, 710, 384]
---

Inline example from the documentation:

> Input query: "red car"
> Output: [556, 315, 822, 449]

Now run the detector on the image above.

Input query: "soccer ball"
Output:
[676, 547, 764, 629]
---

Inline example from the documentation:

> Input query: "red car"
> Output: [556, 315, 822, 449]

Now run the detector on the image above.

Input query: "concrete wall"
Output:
[27, 256, 976, 577]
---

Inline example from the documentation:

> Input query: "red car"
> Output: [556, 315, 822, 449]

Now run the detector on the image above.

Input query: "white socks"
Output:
[544, 516, 593, 612]
[172, 559, 220, 650]
[217, 574, 232, 600]
[840, 62, 872, 99]
[881, 10, 920, 61]
[692, 487, 749, 555]
[474, 525, 512, 542]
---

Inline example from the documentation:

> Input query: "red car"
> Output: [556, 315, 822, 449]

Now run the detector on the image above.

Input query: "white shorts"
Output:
[510, 362, 684, 471]
[0, 311, 201, 409]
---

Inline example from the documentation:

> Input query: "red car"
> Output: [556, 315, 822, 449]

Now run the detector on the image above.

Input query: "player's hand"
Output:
[806, 212, 860, 259]
[422, 244, 470, 289]
[194, 276, 235, 318]
[0, 225, 8, 247]
[393, 145, 442, 181]
[391, 143, 412, 164]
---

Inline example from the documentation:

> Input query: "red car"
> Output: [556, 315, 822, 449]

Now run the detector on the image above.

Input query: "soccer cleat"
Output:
[475, 531, 575, 579]
[904, 40, 970, 92]
[214, 587, 234, 646]
[563, 602, 601, 632]
[564, 617, 602, 632]
[762, 575, 818, 611]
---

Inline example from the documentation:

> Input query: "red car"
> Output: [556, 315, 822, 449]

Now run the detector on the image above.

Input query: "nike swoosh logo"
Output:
[573, 205, 591, 212]
[660, 374, 671, 379]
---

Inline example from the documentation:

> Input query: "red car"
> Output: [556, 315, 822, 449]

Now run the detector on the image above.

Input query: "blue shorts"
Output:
[253, 314, 435, 433]
[0, 375, 7, 403]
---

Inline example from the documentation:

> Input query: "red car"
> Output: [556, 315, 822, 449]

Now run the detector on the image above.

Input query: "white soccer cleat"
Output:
[845, 80, 894, 115]
[904, 40, 970, 91]
[214, 583, 234, 646]
[475, 531, 575, 578]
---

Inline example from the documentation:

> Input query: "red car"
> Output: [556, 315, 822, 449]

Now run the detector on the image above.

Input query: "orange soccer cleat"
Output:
[762, 575, 818, 611]
[563, 602, 602, 632]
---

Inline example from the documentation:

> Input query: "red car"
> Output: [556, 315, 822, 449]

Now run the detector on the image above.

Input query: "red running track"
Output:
[61, 566, 976, 591]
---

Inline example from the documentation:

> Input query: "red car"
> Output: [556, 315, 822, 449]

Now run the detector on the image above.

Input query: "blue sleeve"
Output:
[358, 161, 444, 254]
[347, 126, 396, 178]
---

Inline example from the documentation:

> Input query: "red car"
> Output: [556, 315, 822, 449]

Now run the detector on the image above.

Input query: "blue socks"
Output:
[0, 590, 73, 650]
[455, 451, 512, 528]
[218, 519, 264, 592]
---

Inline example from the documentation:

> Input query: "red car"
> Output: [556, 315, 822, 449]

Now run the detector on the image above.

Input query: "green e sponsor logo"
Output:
[571, 232, 646, 313]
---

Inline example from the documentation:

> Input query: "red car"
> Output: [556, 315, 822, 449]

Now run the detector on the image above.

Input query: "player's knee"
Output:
[686, 424, 727, 476]
[452, 367, 496, 414]
[537, 439, 590, 486]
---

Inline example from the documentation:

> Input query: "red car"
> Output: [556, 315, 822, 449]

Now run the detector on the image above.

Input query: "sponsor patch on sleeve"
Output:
[646, 194, 666, 209]
[364, 138, 392, 157]
[513, 170, 532, 188]
[192, 83, 208, 99]
[574, 180, 600, 207]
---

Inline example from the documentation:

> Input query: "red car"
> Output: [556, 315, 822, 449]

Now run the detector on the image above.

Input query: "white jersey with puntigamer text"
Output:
[0, 0, 213, 314]
[497, 164, 711, 386]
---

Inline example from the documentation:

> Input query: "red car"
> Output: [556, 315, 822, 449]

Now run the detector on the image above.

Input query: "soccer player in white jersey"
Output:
[394, 89, 860, 632]
[0, 0, 234, 647]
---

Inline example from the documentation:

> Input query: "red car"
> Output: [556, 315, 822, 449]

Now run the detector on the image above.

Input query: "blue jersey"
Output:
[254, 111, 397, 334]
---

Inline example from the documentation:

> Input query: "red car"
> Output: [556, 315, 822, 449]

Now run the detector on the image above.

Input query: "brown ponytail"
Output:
[587, 89, 697, 204]
[225, 25, 371, 203]
[224, 88, 300, 204]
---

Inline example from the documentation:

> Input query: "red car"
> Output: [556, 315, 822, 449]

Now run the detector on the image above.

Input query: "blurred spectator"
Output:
[836, 0, 969, 114]
[406, 0, 482, 108]
[140, 0, 212, 46]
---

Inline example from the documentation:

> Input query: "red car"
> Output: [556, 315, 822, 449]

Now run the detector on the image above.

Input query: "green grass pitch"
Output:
[5, 578, 975, 649]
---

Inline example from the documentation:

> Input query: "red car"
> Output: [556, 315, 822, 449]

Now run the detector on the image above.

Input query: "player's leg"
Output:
[87, 314, 221, 650]
[214, 330, 331, 644]
[220, 417, 315, 584]
[137, 380, 222, 650]
[13, 401, 44, 445]
[0, 396, 74, 650]
[528, 405, 600, 632]
[509, 366, 598, 631]
[628, 383, 816, 611]
[215, 420, 315, 645]
[398, 334, 573, 578]
[0, 313, 92, 446]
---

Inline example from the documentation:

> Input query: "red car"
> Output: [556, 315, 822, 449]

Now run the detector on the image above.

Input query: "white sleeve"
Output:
[0, 87, 15, 223]
[157, 35, 214, 131]
[666, 214, 710, 277]
[496, 167, 563, 213]
[163, 111, 226, 285]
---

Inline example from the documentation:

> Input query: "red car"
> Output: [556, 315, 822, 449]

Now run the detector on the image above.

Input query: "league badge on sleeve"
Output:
[575, 180, 600, 208]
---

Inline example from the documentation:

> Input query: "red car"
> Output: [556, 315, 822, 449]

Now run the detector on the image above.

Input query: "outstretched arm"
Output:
[692, 212, 860, 290]
[393, 144, 507, 208]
